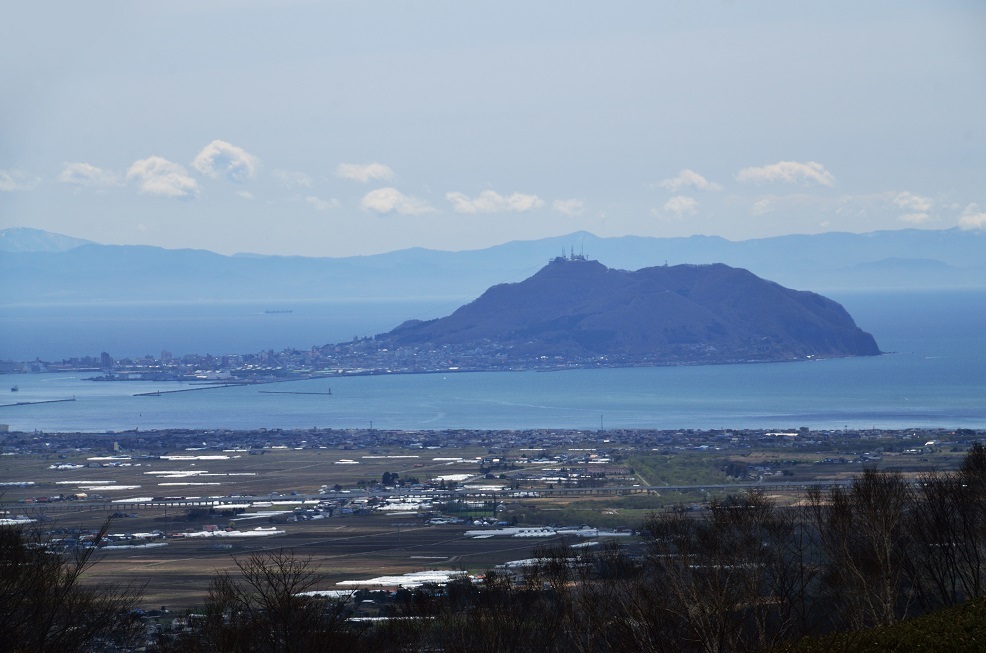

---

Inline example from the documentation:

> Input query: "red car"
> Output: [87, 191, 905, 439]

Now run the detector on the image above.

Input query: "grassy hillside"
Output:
[784, 596, 986, 652]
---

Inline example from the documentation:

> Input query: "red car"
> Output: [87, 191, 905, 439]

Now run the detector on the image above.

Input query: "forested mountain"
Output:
[379, 256, 880, 363]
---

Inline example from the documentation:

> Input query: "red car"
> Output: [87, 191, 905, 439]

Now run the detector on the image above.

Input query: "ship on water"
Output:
[264, 309, 294, 314]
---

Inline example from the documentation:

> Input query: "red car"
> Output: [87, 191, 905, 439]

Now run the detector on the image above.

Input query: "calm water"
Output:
[1, 291, 984, 432]
[0, 298, 461, 361]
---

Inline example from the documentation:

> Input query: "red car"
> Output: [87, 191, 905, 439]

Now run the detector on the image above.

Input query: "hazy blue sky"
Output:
[1, 1, 984, 257]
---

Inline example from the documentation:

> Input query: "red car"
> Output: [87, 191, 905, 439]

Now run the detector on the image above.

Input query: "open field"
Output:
[80, 516, 580, 610]
[1, 426, 979, 609]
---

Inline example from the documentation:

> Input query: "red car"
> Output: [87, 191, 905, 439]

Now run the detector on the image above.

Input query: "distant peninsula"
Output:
[362, 255, 880, 369]
[8, 257, 881, 379]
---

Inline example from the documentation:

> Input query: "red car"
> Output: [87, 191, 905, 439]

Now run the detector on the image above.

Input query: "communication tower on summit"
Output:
[551, 246, 589, 264]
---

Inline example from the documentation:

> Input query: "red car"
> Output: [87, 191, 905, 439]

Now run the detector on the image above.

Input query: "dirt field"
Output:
[85, 515, 578, 609]
[1, 444, 607, 608]
[1, 428, 973, 609]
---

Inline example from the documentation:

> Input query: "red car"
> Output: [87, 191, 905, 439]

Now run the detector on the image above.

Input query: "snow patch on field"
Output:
[173, 527, 285, 538]
[336, 570, 469, 588]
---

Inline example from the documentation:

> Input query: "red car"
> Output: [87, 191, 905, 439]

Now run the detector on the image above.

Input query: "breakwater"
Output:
[133, 385, 240, 397]
[0, 397, 76, 408]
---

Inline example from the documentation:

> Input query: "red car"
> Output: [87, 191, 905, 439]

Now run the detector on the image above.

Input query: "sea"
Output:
[0, 290, 984, 433]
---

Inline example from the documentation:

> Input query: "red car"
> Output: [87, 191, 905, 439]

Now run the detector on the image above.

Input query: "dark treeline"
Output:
[5, 445, 986, 652]
[0, 521, 145, 652]
[367, 446, 986, 653]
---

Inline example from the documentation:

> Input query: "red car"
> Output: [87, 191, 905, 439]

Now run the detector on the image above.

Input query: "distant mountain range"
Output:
[0, 227, 983, 306]
[0, 227, 94, 254]
[378, 256, 880, 364]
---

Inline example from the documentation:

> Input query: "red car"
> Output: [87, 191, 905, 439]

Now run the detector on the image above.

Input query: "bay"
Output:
[0, 298, 460, 362]
[1, 290, 984, 432]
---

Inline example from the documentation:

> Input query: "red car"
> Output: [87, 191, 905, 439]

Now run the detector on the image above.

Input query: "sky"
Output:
[1, 1, 984, 257]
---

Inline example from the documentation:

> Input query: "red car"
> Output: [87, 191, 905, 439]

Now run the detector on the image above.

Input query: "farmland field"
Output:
[1, 427, 974, 609]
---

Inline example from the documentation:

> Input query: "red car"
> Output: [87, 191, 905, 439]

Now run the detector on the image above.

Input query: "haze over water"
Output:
[3, 4, 982, 436]
[2, 290, 983, 433]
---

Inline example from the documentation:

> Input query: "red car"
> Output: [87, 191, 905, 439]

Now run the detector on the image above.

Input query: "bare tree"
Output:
[808, 468, 914, 630]
[160, 549, 363, 653]
[520, 541, 628, 653]
[639, 490, 818, 653]
[0, 519, 144, 653]
[383, 546, 604, 653]
[906, 444, 986, 610]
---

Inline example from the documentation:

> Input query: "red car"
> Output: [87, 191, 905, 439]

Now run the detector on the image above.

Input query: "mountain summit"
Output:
[379, 256, 880, 365]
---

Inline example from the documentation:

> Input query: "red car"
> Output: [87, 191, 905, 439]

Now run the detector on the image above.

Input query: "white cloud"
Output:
[750, 198, 773, 216]
[235, 190, 255, 200]
[272, 169, 314, 188]
[893, 191, 934, 212]
[0, 171, 18, 192]
[0, 169, 39, 192]
[662, 195, 699, 217]
[893, 191, 934, 224]
[445, 190, 544, 214]
[552, 198, 585, 216]
[191, 140, 260, 183]
[127, 156, 199, 198]
[360, 187, 433, 215]
[58, 162, 120, 189]
[736, 161, 836, 187]
[306, 196, 340, 211]
[658, 169, 722, 192]
[336, 162, 394, 183]
[958, 203, 986, 231]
